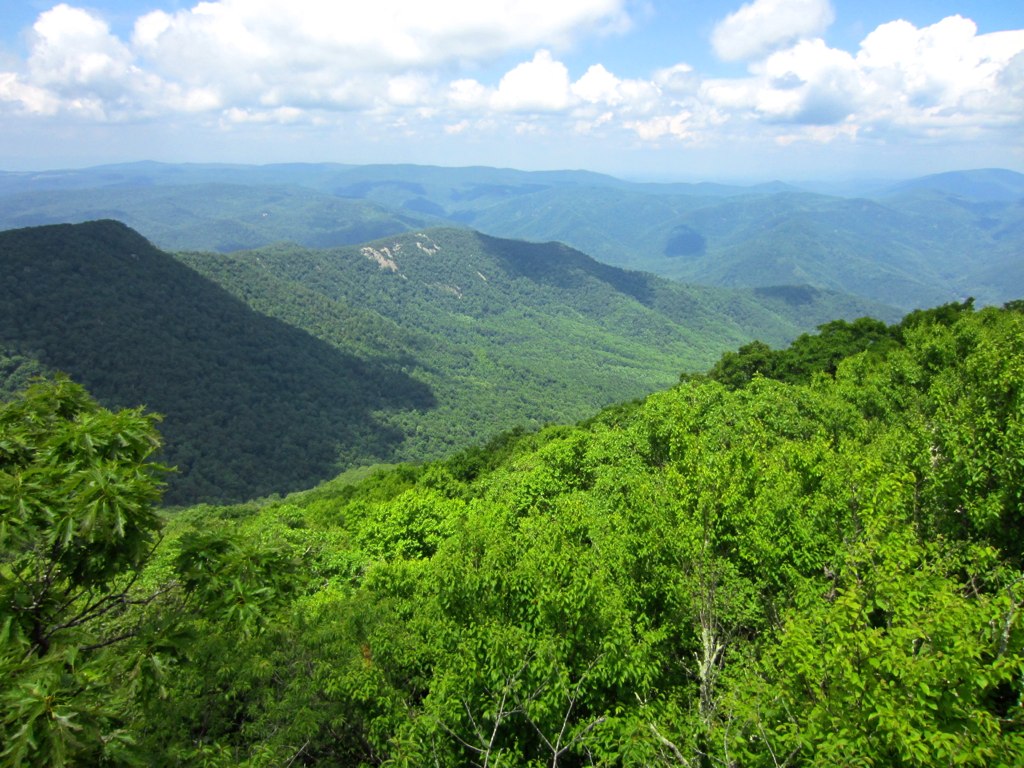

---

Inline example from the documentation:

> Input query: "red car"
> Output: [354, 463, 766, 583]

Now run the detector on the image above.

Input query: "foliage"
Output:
[3, 301, 1024, 765]
[0, 220, 883, 504]
[704, 299, 976, 390]
[3, 161, 1020, 310]
[0, 376, 168, 766]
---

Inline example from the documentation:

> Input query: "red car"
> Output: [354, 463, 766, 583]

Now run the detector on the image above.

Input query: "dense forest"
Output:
[3, 163, 1021, 310]
[2, 299, 1022, 766]
[0, 220, 891, 504]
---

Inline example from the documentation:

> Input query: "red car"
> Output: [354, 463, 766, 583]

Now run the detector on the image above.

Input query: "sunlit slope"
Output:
[0, 220, 894, 503]
[2, 163, 1019, 311]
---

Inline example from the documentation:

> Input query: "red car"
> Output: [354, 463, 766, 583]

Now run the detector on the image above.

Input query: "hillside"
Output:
[0, 182, 428, 251]
[467, 184, 1024, 309]
[0, 220, 433, 503]
[178, 227, 897, 454]
[5, 299, 1022, 765]
[880, 167, 1024, 202]
[1, 162, 1020, 310]
[0, 220, 893, 504]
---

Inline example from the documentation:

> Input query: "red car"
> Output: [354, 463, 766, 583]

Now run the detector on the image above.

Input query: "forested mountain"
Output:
[0, 182, 428, 252]
[879, 167, 1024, 201]
[3, 300, 1022, 766]
[1, 162, 1020, 310]
[466, 184, 1024, 310]
[0, 220, 890, 504]
[0, 220, 434, 503]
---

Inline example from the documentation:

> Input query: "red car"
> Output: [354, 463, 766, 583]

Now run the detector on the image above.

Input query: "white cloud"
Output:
[0, 72, 61, 115]
[1002, 52, 1024, 104]
[751, 38, 861, 124]
[444, 119, 471, 135]
[491, 50, 571, 112]
[0, 1, 1021, 163]
[0, 3, 219, 118]
[854, 16, 1024, 129]
[573, 110, 614, 134]
[2, 0, 631, 118]
[128, 0, 628, 106]
[625, 111, 701, 142]
[387, 73, 435, 106]
[448, 78, 490, 110]
[697, 14, 1024, 144]
[653, 63, 699, 96]
[572, 63, 660, 109]
[573, 64, 622, 105]
[711, 0, 835, 61]
[223, 105, 307, 124]
[27, 4, 135, 89]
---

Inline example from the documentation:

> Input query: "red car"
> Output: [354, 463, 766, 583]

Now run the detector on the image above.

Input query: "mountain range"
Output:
[1, 163, 1021, 310]
[0, 219, 892, 503]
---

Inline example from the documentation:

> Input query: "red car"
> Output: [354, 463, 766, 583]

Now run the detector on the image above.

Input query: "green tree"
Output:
[0, 376, 168, 766]
[728, 522, 1024, 767]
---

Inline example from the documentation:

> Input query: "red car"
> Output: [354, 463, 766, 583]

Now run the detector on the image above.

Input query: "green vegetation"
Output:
[3, 301, 1022, 766]
[3, 162, 1021, 310]
[0, 220, 891, 505]
[0, 377, 168, 765]
[702, 298, 995, 390]
[0, 221, 433, 505]
[0, 182, 427, 252]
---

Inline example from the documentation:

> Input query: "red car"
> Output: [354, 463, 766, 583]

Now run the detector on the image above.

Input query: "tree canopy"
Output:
[2, 301, 1024, 766]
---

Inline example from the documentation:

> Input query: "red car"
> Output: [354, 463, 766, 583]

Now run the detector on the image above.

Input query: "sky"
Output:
[0, 0, 1022, 181]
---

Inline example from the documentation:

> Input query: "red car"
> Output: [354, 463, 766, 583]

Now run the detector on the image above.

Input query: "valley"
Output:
[3, 0, 1023, 763]
[0, 216, 892, 503]
[2, 163, 1020, 311]
[0, 163, 1021, 766]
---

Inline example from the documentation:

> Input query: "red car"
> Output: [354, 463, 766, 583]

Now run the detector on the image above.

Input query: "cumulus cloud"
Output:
[18, 3, 141, 115]
[491, 50, 571, 111]
[445, 50, 659, 118]
[387, 73, 435, 107]
[222, 105, 307, 125]
[0, 0, 1022, 159]
[573, 64, 660, 108]
[855, 16, 1024, 127]
[129, 0, 628, 107]
[0, 3, 218, 118]
[715, 38, 862, 125]
[573, 64, 622, 105]
[27, 4, 134, 88]
[1002, 52, 1024, 100]
[694, 13, 1024, 145]
[625, 112, 700, 142]
[0, 72, 61, 115]
[448, 78, 491, 110]
[711, 0, 835, 61]
[653, 64, 700, 96]
[1, 0, 629, 117]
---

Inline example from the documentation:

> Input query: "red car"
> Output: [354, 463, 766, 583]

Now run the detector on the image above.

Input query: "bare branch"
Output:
[648, 722, 691, 766]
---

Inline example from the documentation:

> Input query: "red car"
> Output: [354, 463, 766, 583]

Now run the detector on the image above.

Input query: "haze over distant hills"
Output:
[1, 162, 1020, 312]
[0, 219, 891, 503]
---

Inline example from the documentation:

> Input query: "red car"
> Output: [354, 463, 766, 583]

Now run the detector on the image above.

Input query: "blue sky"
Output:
[1, 0, 1022, 181]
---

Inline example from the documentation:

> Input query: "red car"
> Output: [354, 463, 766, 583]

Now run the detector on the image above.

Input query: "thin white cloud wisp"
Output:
[711, 0, 836, 62]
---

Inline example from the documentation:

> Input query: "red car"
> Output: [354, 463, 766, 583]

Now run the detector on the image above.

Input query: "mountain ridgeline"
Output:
[3, 162, 1024, 767]
[0, 220, 892, 504]
[0, 220, 433, 503]
[1, 162, 1021, 310]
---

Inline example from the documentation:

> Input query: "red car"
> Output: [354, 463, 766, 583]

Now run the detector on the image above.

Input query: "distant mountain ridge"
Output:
[0, 182, 424, 252]
[1, 162, 1019, 311]
[0, 220, 894, 503]
[879, 168, 1024, 202]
